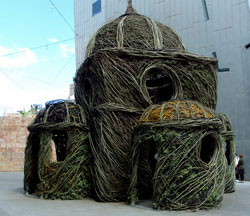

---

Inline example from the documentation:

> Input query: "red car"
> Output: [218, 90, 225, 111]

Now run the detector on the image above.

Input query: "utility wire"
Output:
[47, 54, 75, 89]
[23, 75, 64, 88]
[49, 0, 77, 36]
[0, 37, 75, 58]
[0, 71, 25, 90]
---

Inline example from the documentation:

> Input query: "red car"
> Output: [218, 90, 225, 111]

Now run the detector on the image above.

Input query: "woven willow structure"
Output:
[86, 12, 185, 58]
[75, 49, 218, 201]
[129, 100, 227, 210]
[24, 101, 92, 199]
[76, 49, 218, 110]
[219, 113, 236, 193]
[74, 2, 218, 202]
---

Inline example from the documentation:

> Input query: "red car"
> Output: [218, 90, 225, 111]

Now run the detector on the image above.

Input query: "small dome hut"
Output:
[24, 100, 92, 199]
[129, 100, 227, 210]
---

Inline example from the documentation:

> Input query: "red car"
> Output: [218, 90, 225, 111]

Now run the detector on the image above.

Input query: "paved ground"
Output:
[0, 172, 249, 216]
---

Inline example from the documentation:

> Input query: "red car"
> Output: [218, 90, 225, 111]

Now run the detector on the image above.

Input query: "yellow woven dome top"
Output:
[85, 2, 185, 58]
[139, 100, 215, 122]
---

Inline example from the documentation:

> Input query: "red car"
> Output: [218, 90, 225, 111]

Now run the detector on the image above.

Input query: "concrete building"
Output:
[68, 83, 75, 101]
[74, 0, 250, 179]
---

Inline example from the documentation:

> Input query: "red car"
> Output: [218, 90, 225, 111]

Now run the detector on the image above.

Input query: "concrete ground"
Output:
[0, 172, 249, 216]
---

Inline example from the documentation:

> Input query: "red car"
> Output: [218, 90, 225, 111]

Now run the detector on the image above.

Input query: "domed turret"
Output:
[86, 1, 185, 58]
[139, 100, 216, 122]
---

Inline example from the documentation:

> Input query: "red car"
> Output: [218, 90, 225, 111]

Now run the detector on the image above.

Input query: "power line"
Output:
[0, 37, 75, 58]
[23, 75, 64, 88]
[0, 71, 25, 90]
[47, 54, 75, 89]
[49, 0, 77, 36]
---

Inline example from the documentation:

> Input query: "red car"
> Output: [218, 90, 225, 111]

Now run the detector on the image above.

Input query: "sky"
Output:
[0, 0, 76, 115]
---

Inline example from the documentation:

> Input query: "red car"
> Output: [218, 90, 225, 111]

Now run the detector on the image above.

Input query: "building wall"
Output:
[0, 114, 34, 171]
[74, 0, 250, 179]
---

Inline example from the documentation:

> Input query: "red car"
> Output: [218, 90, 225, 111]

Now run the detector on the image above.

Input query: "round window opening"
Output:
[146, 68, 174, 104]
[83, 79, 93, 106]
[199, 134, 217, 164]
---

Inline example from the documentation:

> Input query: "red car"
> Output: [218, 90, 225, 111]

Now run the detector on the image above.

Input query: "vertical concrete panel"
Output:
[192, 0, 201, 23]
[239, 2, 250, 44]
[153, 1, 160, 21]
[158, 2, 165, 23]
[175, 0, 182, 15]
[163, 0, 170, 19]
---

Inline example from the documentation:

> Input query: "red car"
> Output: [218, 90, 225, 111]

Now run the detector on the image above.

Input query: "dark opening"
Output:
[52, 131, 68, 161]
[25, 132, 40, 194]
[224, 140, 231, 165]
[137, 139, 157, 199]
[146, 69, 174, 104]
[199, 134, 217, 164]
[83, 79, 93, 106]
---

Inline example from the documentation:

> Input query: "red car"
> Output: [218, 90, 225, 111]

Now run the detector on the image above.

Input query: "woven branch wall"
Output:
[74, 11, 218, 202]
[88, 105, 142, 201]
[75, 49, 218, 111]
[86, 13, 185, 58]
[23, 3, 236, 211]
[24, 101, 92, 199]
[129, 100, 227, 210]
[75, 20, 218, 203]
[219, 113, 236, 193]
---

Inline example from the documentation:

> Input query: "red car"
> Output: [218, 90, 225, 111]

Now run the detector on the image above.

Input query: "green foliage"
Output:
[129, 120, 227, 210]
[24, 128, 92, 200]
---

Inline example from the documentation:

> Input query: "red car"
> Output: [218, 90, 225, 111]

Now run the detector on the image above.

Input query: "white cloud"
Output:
[48, 38, 58, 43]
[0, 46, 38, 68]
[60, 44, 75, 57]
[0, 45, 72, 115]
[0, 74, 69, 113]
[0, 73, 9, 90]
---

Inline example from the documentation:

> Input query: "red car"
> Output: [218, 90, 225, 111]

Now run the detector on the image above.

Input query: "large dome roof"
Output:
[86, 5, 185, 58]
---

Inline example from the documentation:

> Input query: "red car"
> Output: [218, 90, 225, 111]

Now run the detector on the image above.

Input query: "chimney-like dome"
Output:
[139, 100, 216, 122]
[86, 3, 185, 58]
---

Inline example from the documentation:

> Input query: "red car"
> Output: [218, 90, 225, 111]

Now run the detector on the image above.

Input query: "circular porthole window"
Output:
[145, 68, 175, 104]
[199, 134, 218, 164]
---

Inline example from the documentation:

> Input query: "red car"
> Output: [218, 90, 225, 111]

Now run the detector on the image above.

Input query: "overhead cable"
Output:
[49, 0, 77, 36]
[0, 37, 75, 57]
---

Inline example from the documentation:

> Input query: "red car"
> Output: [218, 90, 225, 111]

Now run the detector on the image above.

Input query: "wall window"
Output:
[92, 0, 101, 16]
[212, 52, 230, 72]
[201, 0, 209, 21]
[248, 0, 250, 12]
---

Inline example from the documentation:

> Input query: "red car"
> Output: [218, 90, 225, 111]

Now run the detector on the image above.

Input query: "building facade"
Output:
[74, 0, 250, 179]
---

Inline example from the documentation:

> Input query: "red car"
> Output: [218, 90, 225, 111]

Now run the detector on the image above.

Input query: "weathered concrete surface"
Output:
[0, 172, 249, 216]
